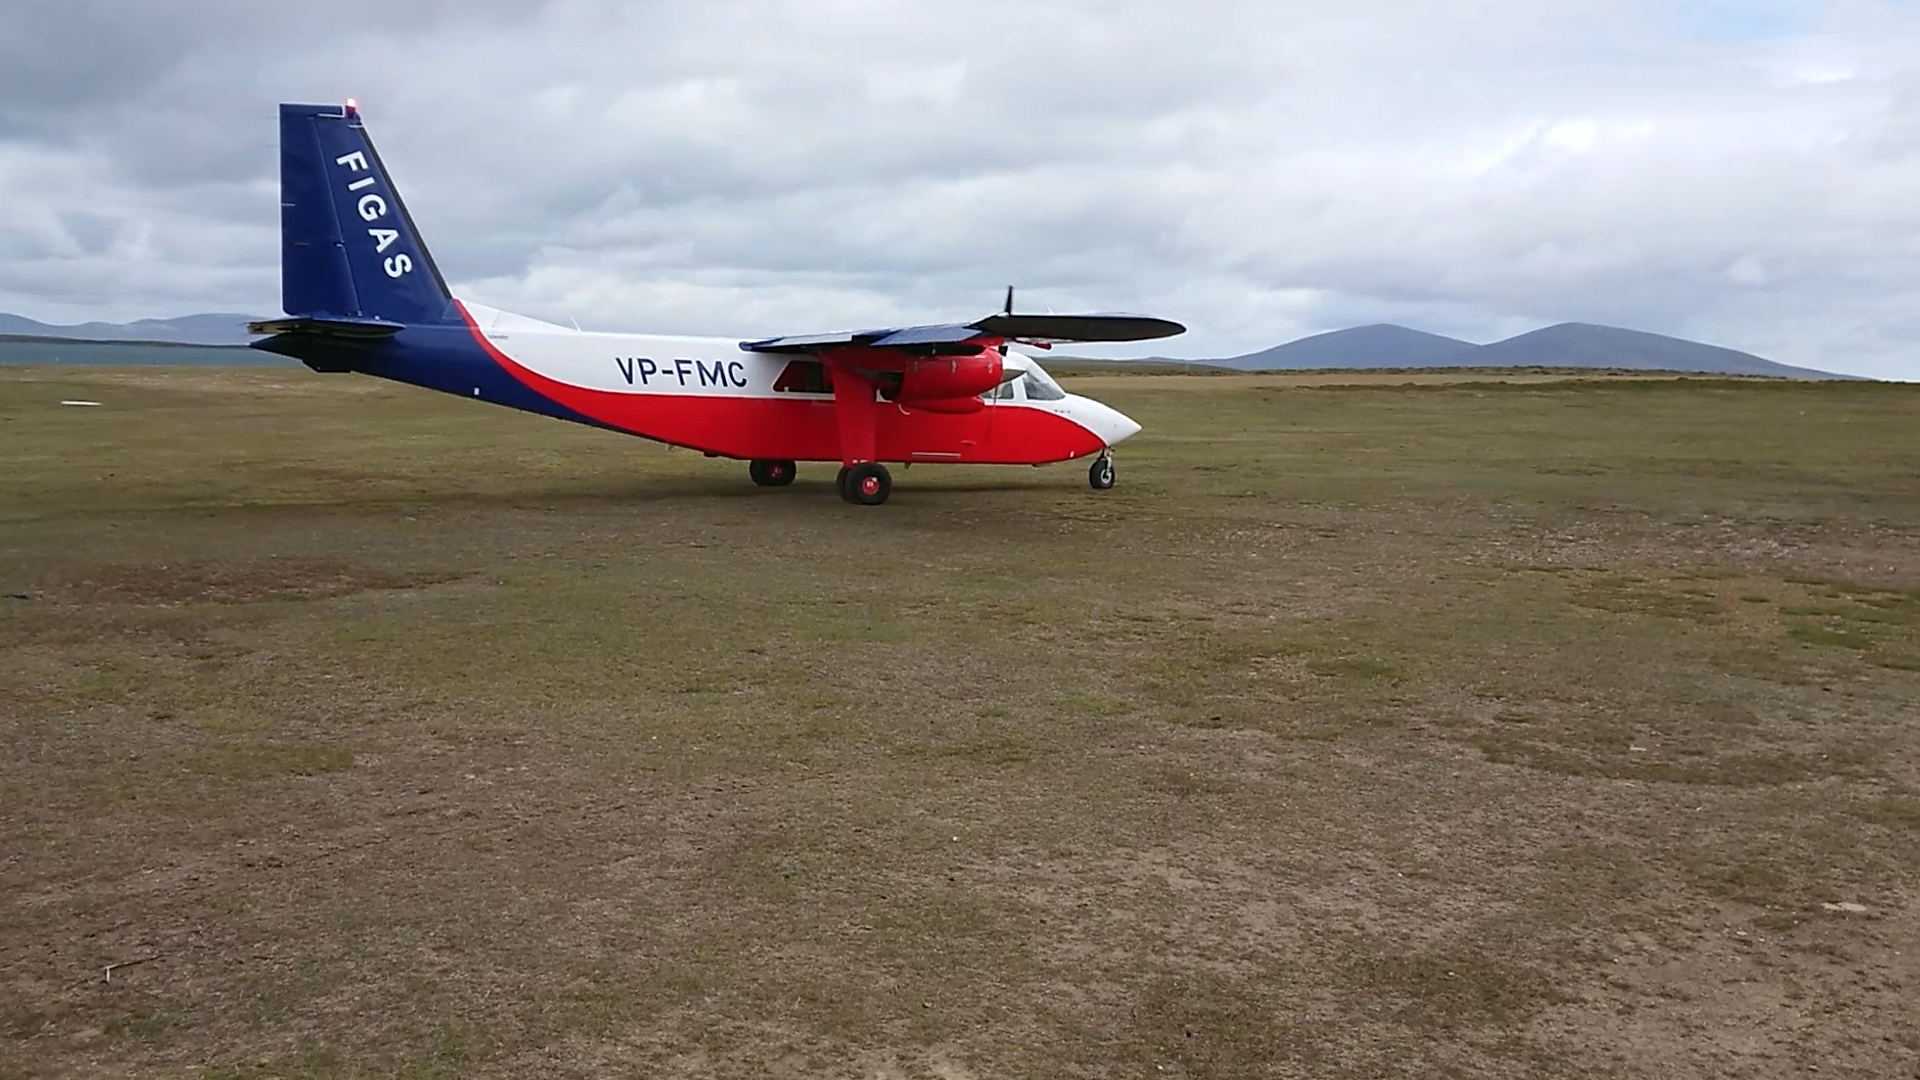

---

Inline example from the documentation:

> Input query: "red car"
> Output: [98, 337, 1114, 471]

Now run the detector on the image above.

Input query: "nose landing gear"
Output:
[1089, 450, 1116, 491]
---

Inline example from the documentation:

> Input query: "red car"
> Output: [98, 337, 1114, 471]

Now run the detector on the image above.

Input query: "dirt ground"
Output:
[2, 365, 1917, 1079]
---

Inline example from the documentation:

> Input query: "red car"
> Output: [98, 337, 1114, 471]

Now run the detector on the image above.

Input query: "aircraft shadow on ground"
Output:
[335, 473, 1062, 511]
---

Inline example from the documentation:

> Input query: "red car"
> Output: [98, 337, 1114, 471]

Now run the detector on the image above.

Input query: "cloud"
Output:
[0, 0, 1916, 377]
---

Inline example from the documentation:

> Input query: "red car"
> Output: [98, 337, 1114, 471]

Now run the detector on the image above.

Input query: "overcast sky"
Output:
[1, 1, 1917, 376]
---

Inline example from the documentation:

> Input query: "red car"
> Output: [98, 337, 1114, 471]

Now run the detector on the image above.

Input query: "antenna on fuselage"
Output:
[1004, 286, 1014, 316]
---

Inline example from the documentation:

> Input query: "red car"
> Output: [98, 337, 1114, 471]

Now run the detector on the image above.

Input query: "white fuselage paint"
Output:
[460, 301, 1143, 448]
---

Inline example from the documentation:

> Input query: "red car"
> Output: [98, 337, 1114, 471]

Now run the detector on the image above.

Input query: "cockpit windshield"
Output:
[1019, 362, 1067, 401]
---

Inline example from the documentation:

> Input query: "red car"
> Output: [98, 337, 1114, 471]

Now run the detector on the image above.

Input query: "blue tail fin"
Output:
[278, 102, 454, 326]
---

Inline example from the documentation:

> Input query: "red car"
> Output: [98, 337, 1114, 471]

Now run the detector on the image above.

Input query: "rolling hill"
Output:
[1207, 322, 1842, 378]
[0, 336, 277, 366]
[1221, 324, 1482, 370]
[1469, 323, 1829, 377]
[0, 310, 1849, 379]
[0, 313, 260, 347]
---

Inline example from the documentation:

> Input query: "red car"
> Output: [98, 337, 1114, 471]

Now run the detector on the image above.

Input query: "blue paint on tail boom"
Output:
[251, 323, 603, 428]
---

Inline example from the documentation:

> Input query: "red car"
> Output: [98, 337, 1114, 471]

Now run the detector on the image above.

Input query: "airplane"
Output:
[249, 102, 1185, 505]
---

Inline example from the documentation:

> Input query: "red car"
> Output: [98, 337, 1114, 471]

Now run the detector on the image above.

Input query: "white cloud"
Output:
[0, 0, 1916, 377]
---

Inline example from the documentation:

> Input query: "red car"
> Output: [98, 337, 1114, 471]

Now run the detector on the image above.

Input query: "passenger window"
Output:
[773, 360, 832, 394]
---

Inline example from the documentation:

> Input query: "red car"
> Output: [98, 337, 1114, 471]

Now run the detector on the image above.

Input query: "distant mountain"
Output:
[0, 312, 262, 347]
[0, 336, 279, 366]
[1, 310, 1850, 379]
[1471, 323, 1832, 378]
[1204, 322, 1843, 379]
[1222, 324, 1480, 370]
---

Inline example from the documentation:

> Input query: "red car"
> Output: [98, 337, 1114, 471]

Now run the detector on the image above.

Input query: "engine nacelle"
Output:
[891, 351, 1004, 412]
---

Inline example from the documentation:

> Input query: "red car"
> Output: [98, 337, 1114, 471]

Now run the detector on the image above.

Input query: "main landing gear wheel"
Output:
[835, 465, 851, 500]
[841, 462, 892, 506]
[1089, 453, 1116, 491]
[749, 458, 796, 487]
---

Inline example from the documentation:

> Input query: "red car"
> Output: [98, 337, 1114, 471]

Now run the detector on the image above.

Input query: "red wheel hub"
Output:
[860, 476, 881, 496]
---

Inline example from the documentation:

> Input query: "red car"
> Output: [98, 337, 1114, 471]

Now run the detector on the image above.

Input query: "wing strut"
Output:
[825, 352, 879, 468]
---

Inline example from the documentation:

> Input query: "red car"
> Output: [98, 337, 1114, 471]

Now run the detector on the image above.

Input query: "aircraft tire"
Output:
[1089, 455, 1116, 490]
[749, 459, 797, 487]
[835, 465, 851, 500]
[844, 462, 891, 506]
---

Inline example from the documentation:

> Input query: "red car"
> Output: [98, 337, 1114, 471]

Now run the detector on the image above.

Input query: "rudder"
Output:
[277, 102, 454, 326]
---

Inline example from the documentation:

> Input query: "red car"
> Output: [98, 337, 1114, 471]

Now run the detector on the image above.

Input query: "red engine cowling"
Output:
[891, 351, 1004, 414]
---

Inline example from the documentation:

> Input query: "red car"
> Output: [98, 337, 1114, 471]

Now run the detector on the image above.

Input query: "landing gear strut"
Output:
[749, 458, 796, 487]
[841, 462, 892, 505]
[1089, 450, 1116, 491]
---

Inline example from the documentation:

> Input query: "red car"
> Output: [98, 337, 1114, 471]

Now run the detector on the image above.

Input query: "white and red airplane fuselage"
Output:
[252, 102, 1180, 505]
[453, 301, 1140, 466]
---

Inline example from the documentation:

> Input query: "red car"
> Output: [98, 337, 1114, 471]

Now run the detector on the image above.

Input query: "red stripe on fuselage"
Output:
[457, 303, 1105, 464]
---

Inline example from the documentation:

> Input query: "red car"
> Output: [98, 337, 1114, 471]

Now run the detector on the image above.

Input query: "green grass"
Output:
[3, 366, 1919, 1078]
[185, 741, 355, 780]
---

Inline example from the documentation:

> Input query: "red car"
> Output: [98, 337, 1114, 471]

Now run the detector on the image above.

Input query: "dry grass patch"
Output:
[4, 368, 1919, 1078]
[57, 556, 463, 606]
[184, 740, 355, 780]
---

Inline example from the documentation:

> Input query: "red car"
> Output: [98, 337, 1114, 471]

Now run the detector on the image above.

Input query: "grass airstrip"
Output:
[2, 365, 1917, 1078]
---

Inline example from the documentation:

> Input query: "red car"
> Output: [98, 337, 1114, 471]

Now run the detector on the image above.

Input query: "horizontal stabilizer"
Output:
[248, 316, 405, 339]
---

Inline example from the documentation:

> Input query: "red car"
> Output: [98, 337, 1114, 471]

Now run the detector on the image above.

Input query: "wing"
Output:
[739, 324, 982, 355]
[741, 312, 1184, 354]
[968, 313, 1185, 344]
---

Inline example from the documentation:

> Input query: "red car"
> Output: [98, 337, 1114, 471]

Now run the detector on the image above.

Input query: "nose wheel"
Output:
[749, 458, 797, 487]
[1089, 452, 1116, 491]
[840, 462, 892, 505]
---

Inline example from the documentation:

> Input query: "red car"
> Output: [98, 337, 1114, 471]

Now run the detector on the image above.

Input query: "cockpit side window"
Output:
[1020, 368, 1066, 401]
[982, 378, 1016, 401]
